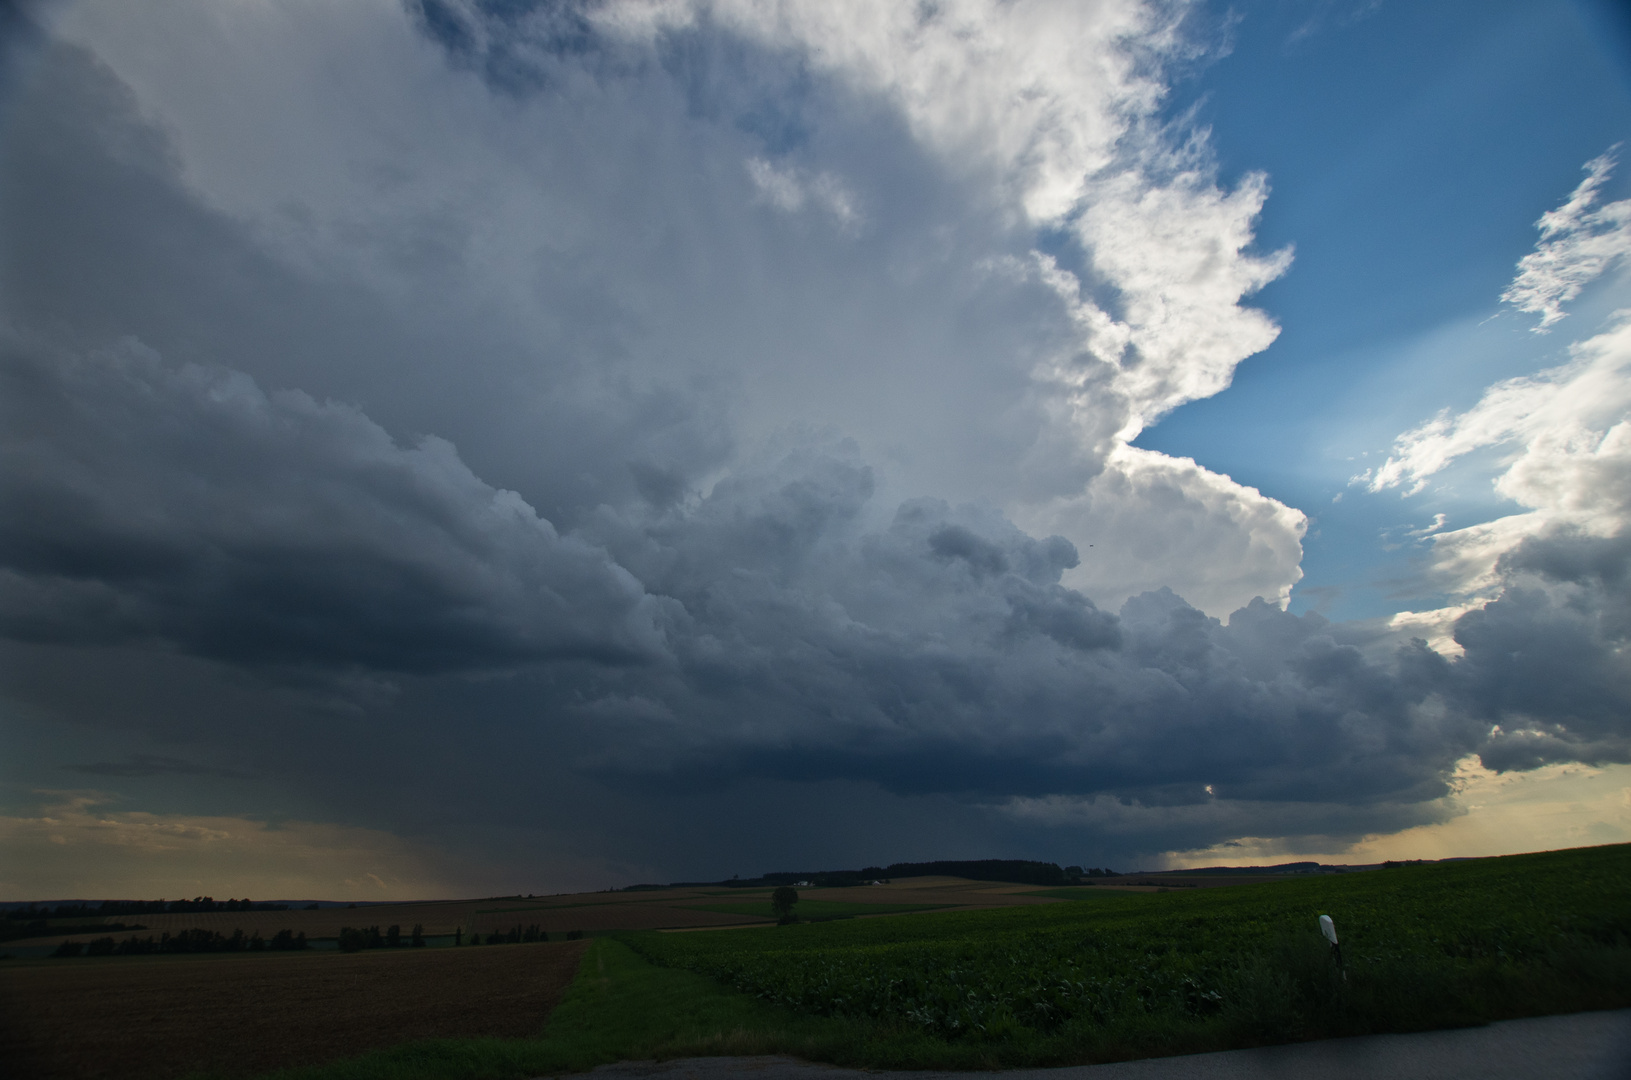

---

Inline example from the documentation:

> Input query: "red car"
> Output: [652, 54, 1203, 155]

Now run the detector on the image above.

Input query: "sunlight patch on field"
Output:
[0, 793, 454, 900]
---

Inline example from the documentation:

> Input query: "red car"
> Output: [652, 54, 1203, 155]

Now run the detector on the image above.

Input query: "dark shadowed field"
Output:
[0, 938, 588, 1080]
[4, 877, 1071, 953]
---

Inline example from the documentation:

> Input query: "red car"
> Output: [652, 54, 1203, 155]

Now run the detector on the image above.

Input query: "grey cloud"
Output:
[0, 344, 1480, 822]
[1450, 528, 1631, 771]
[64, 754, 255, 779]
[553, 455, 1469, 817]
[929, 524, 1013, 577]
[4, 350, 1627, 864]
[0, 338, 670, 673]
[7, 335, 1618, 859]
[0, 9, 1128, 540]
[0, 35, 737, 532]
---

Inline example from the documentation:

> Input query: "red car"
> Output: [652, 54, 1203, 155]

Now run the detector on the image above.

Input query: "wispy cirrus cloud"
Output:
[1359, 152, 1631, 725]
[1502, 147, 1631, 331]
[1364, 315, 1631, 502]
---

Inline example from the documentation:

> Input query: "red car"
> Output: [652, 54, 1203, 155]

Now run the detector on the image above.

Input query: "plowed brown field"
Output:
[0, 939, 587, 1080]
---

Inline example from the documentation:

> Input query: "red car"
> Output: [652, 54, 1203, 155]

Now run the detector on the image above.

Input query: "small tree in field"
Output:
[771, 886, 799, 923]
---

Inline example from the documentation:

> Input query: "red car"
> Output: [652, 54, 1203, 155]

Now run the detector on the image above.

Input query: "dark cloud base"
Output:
[3, 330, 1626, 877]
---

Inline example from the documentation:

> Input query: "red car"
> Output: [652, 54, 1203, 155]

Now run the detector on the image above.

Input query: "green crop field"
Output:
[626, 844, 1631, 1064]
[1023, 887, 1161, 902]
[681, 900, 951, 921]
[114, 843, 1629, 1080]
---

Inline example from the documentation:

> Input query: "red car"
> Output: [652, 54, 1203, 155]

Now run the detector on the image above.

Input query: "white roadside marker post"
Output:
[1319, 914, 1345, 980]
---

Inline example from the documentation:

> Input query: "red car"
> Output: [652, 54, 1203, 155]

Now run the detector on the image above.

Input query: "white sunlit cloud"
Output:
[604, 0, 1166, 222]
[694, 0, 1297, 435]
[1502, 146, 1631, 331]
[1364, 150, 1631, 637]
[39, 0, 1306, 618]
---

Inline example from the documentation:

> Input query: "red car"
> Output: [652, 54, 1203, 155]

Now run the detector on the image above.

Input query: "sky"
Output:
[1, 0, 1629, 900]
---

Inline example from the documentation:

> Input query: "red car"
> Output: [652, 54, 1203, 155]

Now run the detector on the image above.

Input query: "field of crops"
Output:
[627, 844, 1631, 1058]
[682, 900, 950, 920]
[4, 878, 1064, 957]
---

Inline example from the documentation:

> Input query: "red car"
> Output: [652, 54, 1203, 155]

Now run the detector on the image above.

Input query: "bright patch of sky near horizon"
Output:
[1135, 0, 1631, 621]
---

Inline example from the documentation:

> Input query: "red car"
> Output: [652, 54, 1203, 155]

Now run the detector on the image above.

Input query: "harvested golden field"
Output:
[0, 939, 588, 1080]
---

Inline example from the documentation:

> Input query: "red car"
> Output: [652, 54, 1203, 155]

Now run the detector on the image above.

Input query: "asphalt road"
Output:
[573, 1009, 1631, 1080]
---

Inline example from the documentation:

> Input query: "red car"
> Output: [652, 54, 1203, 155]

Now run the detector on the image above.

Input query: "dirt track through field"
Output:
[0, 939, 588, 1080]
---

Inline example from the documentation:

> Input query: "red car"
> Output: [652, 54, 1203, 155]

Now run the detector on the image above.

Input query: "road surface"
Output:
[570, 1009, 1631, 1080]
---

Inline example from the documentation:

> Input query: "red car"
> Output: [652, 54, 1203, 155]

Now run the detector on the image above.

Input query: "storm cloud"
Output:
[0, 337, 669, 672]
[2, 0, 1628, 889]
[6, 326, 1616, 845]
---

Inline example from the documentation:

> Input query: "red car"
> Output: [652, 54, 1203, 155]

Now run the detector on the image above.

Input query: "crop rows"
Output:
[627, 845, 1631, 1041]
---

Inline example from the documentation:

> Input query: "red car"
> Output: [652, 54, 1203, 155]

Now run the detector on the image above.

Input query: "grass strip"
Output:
[243, 938, 867, 1080]
[1021, 887, 1144, 902]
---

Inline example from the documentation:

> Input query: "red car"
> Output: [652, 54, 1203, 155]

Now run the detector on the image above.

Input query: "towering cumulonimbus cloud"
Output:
[0, 0, 1628, 885]
[466, 0, 1308, 614]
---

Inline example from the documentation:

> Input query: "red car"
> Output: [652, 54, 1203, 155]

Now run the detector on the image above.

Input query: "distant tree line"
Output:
[338, 923, 425, 951]
[52, 927, 310, 957]
[456, 923, 556, 945]
[629, 860, 1129, 891]
[10, 897, 289, 920]
[713, 860, 1118, 889]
